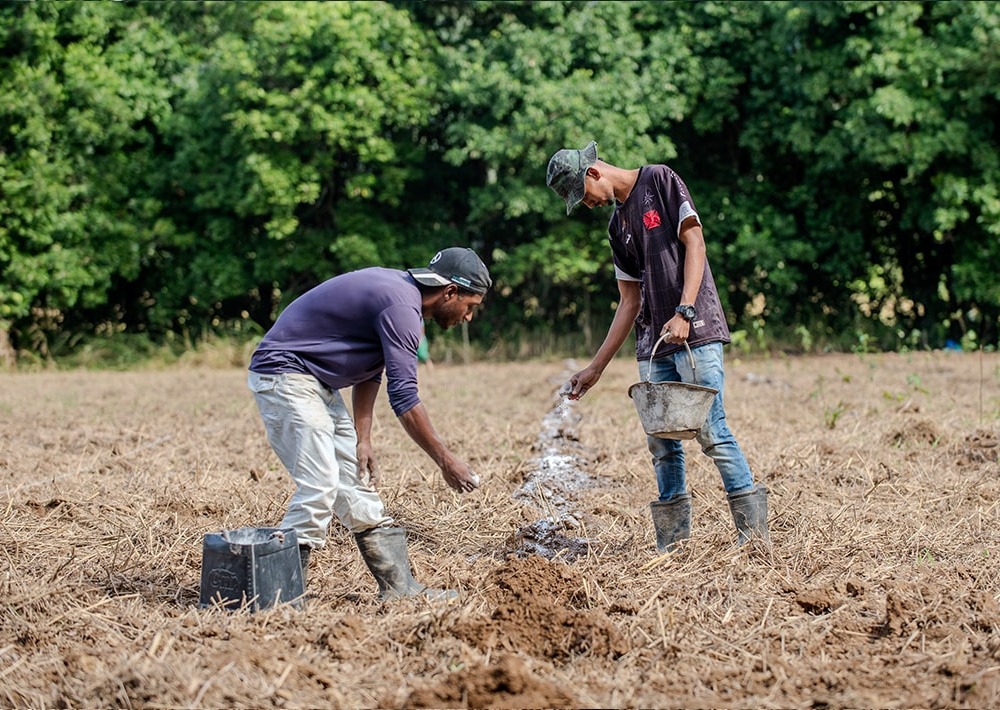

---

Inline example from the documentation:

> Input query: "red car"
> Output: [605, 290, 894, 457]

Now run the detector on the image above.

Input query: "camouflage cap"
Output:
[546, 141, 598, 215]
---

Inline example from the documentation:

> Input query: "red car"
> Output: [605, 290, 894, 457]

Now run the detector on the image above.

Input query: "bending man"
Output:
[248, 247, 492, 599]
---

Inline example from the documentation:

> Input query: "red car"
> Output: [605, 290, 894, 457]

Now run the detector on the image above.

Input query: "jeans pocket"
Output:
[248, 372, 277, 393]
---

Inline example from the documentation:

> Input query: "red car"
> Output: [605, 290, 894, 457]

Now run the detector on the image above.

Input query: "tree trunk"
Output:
[0, 327, 15, 370]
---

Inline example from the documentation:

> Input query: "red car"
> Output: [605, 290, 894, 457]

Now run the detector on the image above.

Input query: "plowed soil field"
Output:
[2, 350, 999, 708]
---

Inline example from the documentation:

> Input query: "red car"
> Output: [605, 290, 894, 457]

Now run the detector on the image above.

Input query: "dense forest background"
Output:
[1, 0, 998, 366]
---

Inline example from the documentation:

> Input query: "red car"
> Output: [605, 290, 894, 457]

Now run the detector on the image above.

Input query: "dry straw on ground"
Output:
[2, 351, 999, 708]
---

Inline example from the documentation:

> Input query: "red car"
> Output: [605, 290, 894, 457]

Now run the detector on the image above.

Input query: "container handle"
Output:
[645, 333, 698, 385]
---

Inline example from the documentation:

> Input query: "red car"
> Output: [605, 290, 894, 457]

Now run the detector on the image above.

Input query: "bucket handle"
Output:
[644, 333, 698, 385]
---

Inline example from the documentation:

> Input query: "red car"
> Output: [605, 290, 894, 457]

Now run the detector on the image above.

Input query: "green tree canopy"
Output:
[1, 0, 997, 361]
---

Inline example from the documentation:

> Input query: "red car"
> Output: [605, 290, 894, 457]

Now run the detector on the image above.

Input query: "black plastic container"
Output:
[198, 526, 305, 611]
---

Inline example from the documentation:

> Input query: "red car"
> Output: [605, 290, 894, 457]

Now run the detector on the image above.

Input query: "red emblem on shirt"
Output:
[642, 210, 661, 229]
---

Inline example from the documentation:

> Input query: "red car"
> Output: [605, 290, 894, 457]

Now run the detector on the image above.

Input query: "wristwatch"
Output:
[675, 304, 697, 322]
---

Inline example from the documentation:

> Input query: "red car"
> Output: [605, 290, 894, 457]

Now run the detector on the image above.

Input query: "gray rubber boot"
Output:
[354, 527, 457, 601]
[298, 545, 311, 585]
[727, 485, 771, 545]
[650, 493, 692, 552]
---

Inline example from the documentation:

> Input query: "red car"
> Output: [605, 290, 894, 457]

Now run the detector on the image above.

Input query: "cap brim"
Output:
[563, 177, 588, 215]
[408, 268, 452, 288]
[562, 141, 598, 215]
[564, 189, 583, 215]
[550, 173, 585, 215]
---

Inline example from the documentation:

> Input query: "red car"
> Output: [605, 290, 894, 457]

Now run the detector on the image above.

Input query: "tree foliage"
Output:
[0, 0, 997, 360]
[143, 1, 440, 334]
[0, 2, 174, 351]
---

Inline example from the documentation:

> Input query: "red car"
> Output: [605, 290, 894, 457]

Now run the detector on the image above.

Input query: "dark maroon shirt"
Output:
[608, 165, 731, 361]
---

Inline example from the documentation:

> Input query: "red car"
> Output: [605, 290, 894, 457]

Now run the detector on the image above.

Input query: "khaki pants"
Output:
[248, 371, 392, 548]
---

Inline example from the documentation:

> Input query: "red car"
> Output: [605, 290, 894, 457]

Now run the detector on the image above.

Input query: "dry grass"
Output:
[1, 351, 999, 708]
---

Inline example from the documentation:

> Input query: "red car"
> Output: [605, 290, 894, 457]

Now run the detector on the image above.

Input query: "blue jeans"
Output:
[637, 341, 755, 500]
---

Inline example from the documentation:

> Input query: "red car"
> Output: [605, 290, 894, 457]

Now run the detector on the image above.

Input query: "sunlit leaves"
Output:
[0, 2, 172, 331]
[152, 1, 438, 326]
[1, 0, 998, 354]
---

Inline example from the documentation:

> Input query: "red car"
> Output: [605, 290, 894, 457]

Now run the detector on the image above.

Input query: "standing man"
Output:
[545, 141, 769, 551]
[248, 247, 492, 599]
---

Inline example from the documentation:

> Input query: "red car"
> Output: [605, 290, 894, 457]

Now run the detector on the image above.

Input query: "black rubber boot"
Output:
[727, 485, 770, 545]
[354, 527, 457, 601]
[650, 493, 692, 552]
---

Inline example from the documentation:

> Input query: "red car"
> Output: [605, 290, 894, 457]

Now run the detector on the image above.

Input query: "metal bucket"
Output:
[198, 526, 305, 611]
[628, 336, 718, 440]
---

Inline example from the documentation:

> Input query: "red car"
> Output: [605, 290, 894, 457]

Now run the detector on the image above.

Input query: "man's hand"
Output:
[661, 315, 690, 343]
[440, 456, 480, 494]
[397, 402, 480, 494]
[356, 440, 381, 488]
[564, 365, 602, 400]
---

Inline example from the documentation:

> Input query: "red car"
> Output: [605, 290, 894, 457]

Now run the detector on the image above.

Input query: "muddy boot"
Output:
[354, 527, 457, 601]
[650, 493, 692, 552]
[298, 545, 311, 585]
[727, 485, 770, 545]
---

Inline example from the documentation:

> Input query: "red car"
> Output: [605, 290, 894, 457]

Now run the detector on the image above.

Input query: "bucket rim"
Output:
[628, 380, 719, 400]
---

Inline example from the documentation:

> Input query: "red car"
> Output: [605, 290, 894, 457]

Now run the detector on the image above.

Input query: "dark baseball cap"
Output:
[408, 247, 493, 295]
[546, 140, 598, 214]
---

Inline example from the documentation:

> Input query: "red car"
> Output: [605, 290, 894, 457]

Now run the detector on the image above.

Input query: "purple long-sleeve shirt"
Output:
[249, 267, 424, 416]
